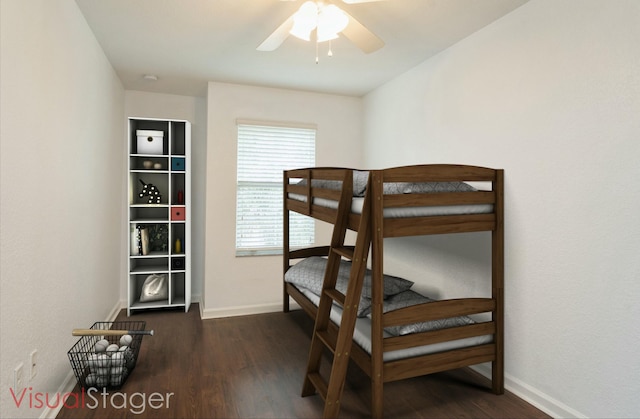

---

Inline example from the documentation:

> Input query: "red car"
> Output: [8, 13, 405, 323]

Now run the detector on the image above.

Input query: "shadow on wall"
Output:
[382, 232, 492, 300]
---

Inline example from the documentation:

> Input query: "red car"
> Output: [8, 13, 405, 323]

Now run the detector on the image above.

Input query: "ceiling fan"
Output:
[257, 0, 387, 54]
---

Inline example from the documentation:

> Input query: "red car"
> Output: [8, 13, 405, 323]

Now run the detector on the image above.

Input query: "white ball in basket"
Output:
[87, 354, 99, 369]
[95, 375, 109, 388]
[110, 352, 125, 367]
[85, 373, 97, 387]
[110, 373, 124, 387]
[94, 339, 109, 353]
[97, 354, 110, 368]
[120, 347, 135, 368]
[111, 366, 125, 376]
[88, 353, 110, 370]
[106, 344, 120, 354]
[119, 334, 133, 347]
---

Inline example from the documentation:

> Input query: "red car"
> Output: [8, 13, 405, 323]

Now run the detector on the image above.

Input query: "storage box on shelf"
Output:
[136, 130, 164, 155]
[127, 117, 191, 315]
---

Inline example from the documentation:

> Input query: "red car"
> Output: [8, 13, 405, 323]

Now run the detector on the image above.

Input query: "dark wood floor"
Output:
[57, 305, 550, 418]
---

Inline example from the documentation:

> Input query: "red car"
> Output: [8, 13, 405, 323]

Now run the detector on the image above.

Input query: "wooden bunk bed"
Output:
[283, 164, 504, 418]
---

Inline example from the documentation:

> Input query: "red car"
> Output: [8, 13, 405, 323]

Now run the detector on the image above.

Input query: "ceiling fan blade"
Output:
[257, 15, 295, 51]
[340, 10, 384, 53]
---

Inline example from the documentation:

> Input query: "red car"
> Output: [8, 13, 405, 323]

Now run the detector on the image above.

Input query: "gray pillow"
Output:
[296, 170, 369, 197]
[369, 290, 475, 336]
[353, 170, 369, 197]
[285, 257, 414, 317]
[296, 178, 342, 190]
[382, 181, 476, 195]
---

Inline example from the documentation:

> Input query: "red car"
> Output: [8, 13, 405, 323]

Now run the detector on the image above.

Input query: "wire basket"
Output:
[67, 321, 146, 389]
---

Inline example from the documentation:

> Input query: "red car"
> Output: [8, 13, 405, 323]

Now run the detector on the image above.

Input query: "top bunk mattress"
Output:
[286, 167, 499, 219]
[289, 193, 493, 218]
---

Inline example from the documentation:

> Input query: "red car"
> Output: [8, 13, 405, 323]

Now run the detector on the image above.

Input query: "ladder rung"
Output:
[316, 329, 337, 354]
[332, 246, 355, 260]
[307, 372, 328, 401]
[324, 288, 346, 307]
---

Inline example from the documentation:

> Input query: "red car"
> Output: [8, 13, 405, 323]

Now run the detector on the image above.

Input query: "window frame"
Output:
[235, 120, 316, 256]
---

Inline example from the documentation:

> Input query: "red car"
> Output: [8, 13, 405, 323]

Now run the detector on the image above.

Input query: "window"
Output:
[236, 121, 316, 256]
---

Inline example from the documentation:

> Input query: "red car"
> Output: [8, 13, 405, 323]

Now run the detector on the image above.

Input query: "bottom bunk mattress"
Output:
[285, 257, 492, 362]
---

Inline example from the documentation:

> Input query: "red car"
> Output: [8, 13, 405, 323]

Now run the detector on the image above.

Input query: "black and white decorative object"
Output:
[136, 225, 150, 255]
[138, 179, 162, 204]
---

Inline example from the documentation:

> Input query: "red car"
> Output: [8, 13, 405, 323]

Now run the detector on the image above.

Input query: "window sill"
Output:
[235, 248, 283, 257]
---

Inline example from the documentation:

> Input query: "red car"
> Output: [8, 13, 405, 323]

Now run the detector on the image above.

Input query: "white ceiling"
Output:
[75, 0, 528, 97]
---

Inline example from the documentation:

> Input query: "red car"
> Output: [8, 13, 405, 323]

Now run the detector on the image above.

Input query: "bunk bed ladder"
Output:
[301, 180, 372, 419]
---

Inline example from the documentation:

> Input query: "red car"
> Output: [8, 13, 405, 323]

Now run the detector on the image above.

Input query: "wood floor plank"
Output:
[57, 305, 550, 418]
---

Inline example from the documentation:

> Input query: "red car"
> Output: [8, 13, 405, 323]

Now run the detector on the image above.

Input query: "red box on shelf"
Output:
[171, 207, 186, 221]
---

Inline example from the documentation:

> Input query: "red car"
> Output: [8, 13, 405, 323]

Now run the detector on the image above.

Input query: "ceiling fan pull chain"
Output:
[316, 37, 320, 64]
[328, 40, 333, 57]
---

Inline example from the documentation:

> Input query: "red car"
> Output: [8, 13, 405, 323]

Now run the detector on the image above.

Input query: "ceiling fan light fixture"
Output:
[258, 0, 385, 55]
[316, 4, 348, 42]
[289, 23, 313, 41]
[290, 1, 318, 41]
[321, 5, 349, 32]
[316, 28, 339, 43]
[290, 1, 349, 43]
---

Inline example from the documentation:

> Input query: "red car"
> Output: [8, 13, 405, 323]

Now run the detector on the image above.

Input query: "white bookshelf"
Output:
[127, 117, 191, 315]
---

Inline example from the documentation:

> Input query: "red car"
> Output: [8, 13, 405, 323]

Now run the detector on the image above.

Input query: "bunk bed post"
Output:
[283, 170, 291, 313]
[492, 169, 505, 394]
[370, 170, 385, 419]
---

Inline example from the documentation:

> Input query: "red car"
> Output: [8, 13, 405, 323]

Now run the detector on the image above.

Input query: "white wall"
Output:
[203, 82, 363, 317]
[362, 1, 640, 417]
[0, 1, 124, 418]
[124, 91, 207, 305]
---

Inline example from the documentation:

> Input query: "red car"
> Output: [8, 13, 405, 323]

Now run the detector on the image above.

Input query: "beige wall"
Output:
[0, 1, 124, 417]
[203, 82, 363, 317]
[362, 1, 640, 417]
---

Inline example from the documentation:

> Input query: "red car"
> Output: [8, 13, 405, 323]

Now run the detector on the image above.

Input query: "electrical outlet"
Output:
[14, 363, 24, 390]
[30, 350, 38, 380]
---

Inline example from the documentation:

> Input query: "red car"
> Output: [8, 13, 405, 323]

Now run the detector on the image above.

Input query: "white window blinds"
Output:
[236, 122, 316, 255]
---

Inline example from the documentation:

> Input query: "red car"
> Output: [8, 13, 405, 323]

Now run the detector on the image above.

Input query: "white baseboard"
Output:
[107, 299, 126, 321]
[471, 364, 586, 419]
[39, 371, 77, 419]
[200, 301, 301, 319]
[200, 302, 283, 319]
